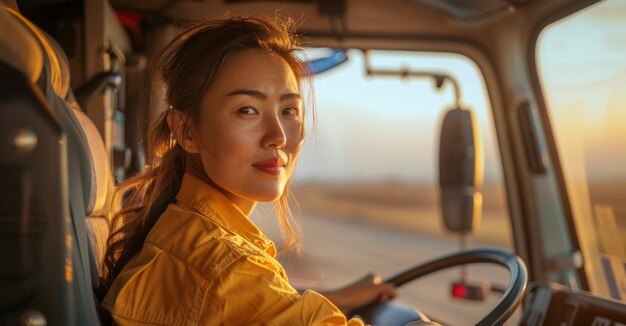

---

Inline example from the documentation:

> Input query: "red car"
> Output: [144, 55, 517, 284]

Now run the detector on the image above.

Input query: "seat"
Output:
[0, 5, 112, 325]
[0, 6, 70, 325]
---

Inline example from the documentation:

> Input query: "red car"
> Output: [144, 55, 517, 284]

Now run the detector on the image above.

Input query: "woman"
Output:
[101, 15, 396, 325]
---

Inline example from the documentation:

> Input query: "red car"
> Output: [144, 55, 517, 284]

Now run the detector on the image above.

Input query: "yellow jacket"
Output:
[103, 173, 364, 325]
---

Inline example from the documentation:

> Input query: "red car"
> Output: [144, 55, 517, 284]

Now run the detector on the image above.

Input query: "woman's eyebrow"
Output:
[226, 89, 301, 100]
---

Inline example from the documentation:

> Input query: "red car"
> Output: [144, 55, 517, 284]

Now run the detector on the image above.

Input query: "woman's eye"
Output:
[283, 107, 300, 117]
[238, 107, 258, 115]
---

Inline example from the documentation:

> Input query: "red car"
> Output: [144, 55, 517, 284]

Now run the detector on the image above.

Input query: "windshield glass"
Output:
[538, 0, 626, 301]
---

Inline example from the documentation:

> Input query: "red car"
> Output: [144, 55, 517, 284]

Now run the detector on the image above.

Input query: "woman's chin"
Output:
[248, 187, 286, 202]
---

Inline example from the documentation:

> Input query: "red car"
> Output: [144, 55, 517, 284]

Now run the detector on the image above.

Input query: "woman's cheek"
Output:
[287, 122, 305, 150]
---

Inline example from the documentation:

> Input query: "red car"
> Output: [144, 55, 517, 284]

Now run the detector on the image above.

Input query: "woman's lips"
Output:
[253, 166, 284, 175]
[252, 159, 285, 176]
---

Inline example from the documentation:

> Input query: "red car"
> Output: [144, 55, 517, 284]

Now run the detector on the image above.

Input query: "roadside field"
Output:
[290, 182, 513, 249]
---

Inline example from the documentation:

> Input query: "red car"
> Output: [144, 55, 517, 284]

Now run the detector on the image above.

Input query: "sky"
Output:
[294, 50, 499, 183]
[292, 0, 626, 184]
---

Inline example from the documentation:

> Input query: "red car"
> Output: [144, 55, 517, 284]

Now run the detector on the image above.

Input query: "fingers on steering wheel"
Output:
[361, 272, 382, 284]
[381, 283, 398, 300]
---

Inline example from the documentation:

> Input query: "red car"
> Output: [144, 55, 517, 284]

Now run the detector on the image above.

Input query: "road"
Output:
[252, 210, 521, 325]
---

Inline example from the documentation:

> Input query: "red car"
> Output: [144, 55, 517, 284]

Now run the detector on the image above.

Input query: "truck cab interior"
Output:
[1, 0, 626, 325]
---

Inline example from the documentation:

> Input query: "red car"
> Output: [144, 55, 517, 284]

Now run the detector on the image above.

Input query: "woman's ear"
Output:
[166, 109, 200, 154]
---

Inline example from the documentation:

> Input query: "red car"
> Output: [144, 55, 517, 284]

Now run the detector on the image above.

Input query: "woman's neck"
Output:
[184, 160, 256, 215]
[225, 195, 256, 216]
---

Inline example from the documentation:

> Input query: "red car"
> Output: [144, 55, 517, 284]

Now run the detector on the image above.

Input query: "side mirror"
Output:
[438, 107, 483, 234]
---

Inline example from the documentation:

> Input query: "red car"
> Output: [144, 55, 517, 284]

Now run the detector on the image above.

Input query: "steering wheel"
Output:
[354, 248, 528, 326]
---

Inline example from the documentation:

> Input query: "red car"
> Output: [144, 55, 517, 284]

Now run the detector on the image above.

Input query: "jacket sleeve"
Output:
[198, 253, 365, 326]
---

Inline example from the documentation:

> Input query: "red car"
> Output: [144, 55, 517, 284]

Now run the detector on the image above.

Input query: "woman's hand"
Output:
[321, 273, 398, 317]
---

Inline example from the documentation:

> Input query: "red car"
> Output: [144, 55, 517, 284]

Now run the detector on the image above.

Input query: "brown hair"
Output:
[101, 15, 309, 294]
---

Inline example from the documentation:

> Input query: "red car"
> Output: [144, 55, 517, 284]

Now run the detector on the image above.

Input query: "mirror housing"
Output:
[438, 107, 483, 234]
[306, 49, 348, 76]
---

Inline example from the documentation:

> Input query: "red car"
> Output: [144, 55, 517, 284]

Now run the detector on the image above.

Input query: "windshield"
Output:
[253, 49, 515, 324]
[538, 0, 626, 301]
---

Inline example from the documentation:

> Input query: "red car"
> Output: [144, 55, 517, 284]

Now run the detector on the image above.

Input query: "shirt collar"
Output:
[175, 173, 275, 255]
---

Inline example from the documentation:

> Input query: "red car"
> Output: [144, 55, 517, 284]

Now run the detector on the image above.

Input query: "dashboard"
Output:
[521, 282, 626, 325]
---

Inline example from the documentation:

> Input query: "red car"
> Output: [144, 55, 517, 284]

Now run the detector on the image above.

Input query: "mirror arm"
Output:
[363, 49, 462, 107]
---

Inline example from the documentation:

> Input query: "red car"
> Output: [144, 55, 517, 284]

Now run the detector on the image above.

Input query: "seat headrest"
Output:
[45, 34, 71, 99]
[5, 7, 65, 98]
[0, 6, 43, 83]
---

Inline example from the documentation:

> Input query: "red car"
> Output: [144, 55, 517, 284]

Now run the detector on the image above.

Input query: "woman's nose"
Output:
[261, 115, 287, 149]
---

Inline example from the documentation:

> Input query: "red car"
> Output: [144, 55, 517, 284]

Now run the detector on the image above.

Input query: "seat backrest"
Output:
[1, 5, 112, 325]
[74, 108, 113, 286]
[0, 5, 74, 325]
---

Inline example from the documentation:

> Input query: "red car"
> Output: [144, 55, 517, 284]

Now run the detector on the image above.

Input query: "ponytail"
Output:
[100, 112, 185, 294]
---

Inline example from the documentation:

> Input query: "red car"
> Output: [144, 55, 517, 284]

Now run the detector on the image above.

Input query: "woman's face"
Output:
[186, 49, 303, 209]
